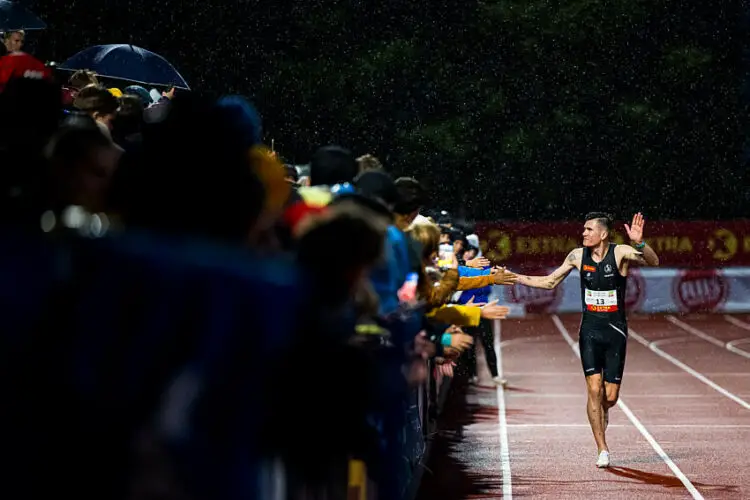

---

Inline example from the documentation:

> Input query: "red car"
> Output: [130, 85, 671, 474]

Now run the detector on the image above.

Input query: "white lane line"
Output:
[728, 338, 750, 349]
[493, 320, 512, 499]
[492, 319, 513, 500]
[499, 334, 560, 348]
[505, 424, 750, 429]
[723, 316, 750, 355]
[551, 315, 705, 500]
[629, 330, 750, 410]
[649, 336, 693, 348]
[506, 393, 750, 399]
[724, 315, 750, 332]
[666, 315, 750, 360]
[503, 371, 750, 376]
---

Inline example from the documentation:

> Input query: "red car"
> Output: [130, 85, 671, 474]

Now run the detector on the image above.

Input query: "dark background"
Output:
[21, 0, 749, 221]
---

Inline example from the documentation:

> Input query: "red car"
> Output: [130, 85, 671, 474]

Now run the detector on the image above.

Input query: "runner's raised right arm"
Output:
[514, 248, 582, 290]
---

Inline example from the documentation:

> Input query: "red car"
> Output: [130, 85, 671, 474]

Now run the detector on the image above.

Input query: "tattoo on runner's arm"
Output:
[547, 268, 568, 288]
[517, 250, 578, 290]
[630, 251, 647, 265]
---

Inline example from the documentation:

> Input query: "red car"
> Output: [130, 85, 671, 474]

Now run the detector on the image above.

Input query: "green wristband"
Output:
[634, 241, 646, 250]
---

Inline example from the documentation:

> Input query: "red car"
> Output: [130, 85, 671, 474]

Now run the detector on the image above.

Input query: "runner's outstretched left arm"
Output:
[515, 249, 581, 290]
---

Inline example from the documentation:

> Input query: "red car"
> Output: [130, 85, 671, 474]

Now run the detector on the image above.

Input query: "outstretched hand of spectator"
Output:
[493, 267, 518, 286]
[438, 361, 456, 377]
[480, 300, 510, 320]
[450, 332, 474, 351]
[466, 256, 490, 268]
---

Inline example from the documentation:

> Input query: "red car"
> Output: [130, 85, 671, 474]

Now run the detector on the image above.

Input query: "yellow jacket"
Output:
[426, 304, 482, 327]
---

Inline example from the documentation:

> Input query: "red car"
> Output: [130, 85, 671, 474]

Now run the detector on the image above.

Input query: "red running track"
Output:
[417, 314, 750, 499]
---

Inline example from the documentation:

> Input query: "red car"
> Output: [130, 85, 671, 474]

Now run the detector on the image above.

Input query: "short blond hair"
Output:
[68, 70, 99, 90]
[357, 154, 383, 173]
[3, 30, 25, 40]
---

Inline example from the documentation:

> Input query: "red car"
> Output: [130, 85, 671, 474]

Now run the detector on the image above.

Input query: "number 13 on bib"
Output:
[585, 289, 618, 312]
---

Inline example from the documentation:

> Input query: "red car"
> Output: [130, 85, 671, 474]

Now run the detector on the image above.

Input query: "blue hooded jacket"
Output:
[456, 265, 492, 304]
[370, 225, 411, 316]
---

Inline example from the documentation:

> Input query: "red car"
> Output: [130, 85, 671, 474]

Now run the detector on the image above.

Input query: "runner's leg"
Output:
[602, 323, 628, 420]
[580, 330, 608, 453]
[603, 382, 621, 410]
[584, 373, 608, 453]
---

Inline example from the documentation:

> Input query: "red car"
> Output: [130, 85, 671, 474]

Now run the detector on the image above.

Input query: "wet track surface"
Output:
[417, 315, 750, 499]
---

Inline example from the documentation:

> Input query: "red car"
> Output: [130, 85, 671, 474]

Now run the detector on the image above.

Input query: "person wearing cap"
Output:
[351, 171, 512, 321]
[297, 145, 359, 207]
[392, 177, 426, 231]
[123, 85, 152, 107]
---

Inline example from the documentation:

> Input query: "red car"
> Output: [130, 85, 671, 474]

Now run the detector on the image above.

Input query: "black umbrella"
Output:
[58, 44, 189, 90]
[0, 0, 46, 31]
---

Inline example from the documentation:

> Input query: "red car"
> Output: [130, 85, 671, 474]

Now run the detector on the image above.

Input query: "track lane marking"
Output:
[499, 334, 561, 348]
[628, 328, 750, 410]
[506, 393, 750, 399]
[504, 424, 750, 429]
[666, 315, 750, 360]
[551, 315, 705, 500]
[503, 371, 750, 376]
[493, 320, 512, 499]
[724, 315, 750, 332]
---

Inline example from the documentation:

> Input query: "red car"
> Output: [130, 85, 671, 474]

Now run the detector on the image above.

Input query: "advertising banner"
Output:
[487, 268, 750, 315]
[476, 221, 750, 270]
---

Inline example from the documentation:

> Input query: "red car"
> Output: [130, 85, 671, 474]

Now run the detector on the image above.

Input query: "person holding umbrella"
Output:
[1, 0, 47, 54]
[58, 44, 190, 90]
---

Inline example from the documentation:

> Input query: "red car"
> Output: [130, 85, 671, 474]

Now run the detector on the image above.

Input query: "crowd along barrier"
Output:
[347, 358, 452, 500]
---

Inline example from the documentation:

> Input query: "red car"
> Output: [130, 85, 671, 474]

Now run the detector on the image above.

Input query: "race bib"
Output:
[585, 289, 619, 312]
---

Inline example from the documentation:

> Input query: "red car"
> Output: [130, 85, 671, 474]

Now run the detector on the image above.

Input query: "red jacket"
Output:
[0, 52, 52, 91]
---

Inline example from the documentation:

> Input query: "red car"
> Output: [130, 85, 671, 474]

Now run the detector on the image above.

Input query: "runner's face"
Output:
[582, 220, 607, 247]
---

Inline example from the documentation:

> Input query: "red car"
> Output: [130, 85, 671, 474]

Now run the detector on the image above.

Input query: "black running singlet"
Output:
[579, 243, 627, 327]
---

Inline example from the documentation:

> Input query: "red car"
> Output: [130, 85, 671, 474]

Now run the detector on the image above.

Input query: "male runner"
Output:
[514, 212, 659, 468]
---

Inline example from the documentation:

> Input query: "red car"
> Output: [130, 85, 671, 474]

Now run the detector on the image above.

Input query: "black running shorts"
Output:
[578, 321, 628, 384]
